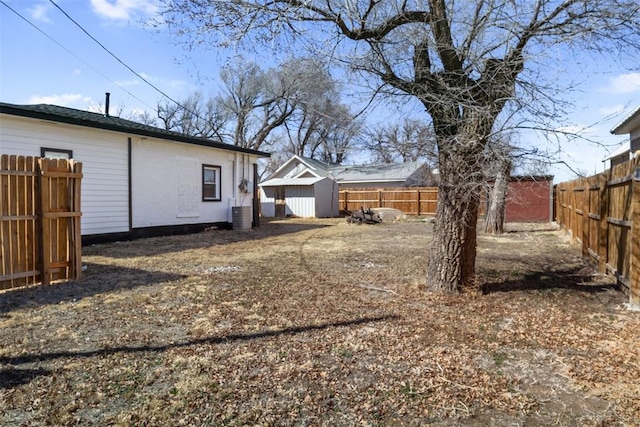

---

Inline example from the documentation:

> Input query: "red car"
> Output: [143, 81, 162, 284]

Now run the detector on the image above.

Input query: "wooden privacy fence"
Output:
[340, 187, 439, 215]
[339, 187, 487, 216]
[1, 154, 83, 291]
[555, 156, 640, 305]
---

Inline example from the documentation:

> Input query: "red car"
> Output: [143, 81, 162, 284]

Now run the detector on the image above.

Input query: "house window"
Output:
[202, 164, 221, 201]
[41, 147, 73, 159]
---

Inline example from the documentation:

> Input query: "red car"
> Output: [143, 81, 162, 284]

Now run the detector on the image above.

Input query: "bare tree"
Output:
[484, 157, 512, 235]
[157, 92, 229, 140]
[126, 109, 159, 126]
[365, 118, 437, 164]
[159, 0, 640, 293]
[216, 60, 299, 150]
[483, 132, 553, 234]
[281, 60, 361, 163]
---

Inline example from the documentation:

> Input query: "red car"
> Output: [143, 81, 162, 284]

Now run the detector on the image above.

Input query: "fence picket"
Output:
[555, 156, 640, 303]
[0, 154, 82, 291]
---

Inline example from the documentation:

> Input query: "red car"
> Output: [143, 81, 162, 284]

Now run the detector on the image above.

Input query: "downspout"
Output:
[253, 162, 260, 227]
[128, 138, 132, 232]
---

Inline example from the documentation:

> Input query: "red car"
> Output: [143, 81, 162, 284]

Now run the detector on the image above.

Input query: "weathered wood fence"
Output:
[1, 154, 83, 291]
[555, 156, 640, 305]
[339, 187, 488, 216]
[339, 187, 439, 215]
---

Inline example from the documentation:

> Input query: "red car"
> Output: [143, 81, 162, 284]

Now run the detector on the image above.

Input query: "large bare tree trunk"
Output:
[426, 184, 480, 293]
[484, 161, 511, 234]
[425, 129, 485, 294]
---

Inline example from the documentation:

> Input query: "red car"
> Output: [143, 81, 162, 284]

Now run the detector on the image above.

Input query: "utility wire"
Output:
[47, 0, 223, 135]
[48, 0, 189, 116]
[0, 0, 157, 112]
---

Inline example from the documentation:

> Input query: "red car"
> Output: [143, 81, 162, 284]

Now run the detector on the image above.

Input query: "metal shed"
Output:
[259, 176, 339, 218]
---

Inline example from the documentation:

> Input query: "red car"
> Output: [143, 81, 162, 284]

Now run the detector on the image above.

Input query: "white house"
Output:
[608, 105, 640, 167]
[0, 102, 270, 243]
[260, 155, 431, 218]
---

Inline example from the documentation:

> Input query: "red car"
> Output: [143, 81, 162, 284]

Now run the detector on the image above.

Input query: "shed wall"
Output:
[260, 186, 276, 217]
[505, 179, 552, 223]
[283, 186, 315, 217]
[314, 179, 339, 217]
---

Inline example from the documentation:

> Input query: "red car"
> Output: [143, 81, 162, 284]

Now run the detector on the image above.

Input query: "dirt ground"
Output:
[1, 217, 639, 426]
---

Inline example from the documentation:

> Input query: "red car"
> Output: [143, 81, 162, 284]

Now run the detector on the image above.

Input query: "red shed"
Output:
[503, 175, 554, 223]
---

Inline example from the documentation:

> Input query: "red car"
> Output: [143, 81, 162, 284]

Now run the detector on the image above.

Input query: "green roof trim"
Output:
[0, 102, 271, 158]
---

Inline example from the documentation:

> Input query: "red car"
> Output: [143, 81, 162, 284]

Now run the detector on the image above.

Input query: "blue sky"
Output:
[1, 0, 639, 183]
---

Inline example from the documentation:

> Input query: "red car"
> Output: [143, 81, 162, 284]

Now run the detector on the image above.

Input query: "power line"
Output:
[0, 0, 156, 112]
[46, 0, 220, 132]
[48, 0, 187, 114]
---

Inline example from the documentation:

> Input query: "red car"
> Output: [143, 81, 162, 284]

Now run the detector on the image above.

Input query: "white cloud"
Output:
[73, 69, 82, 76]
[604, 73, 640, 94]
[90, 0, 159, 21]
[27, 3, 52, 23]
[115, 78, 140, 87]
[28, 94, 91, 108]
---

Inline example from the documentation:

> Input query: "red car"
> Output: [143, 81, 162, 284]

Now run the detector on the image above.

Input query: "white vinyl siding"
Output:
[0, 115, 129, 236]
[260, 187, 276, 217]
[314, 179, 339, 218]
[131, 139, 249, 228]
[1, 113, 261, 235]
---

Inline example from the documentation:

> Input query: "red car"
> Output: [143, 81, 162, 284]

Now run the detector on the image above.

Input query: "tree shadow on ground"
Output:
[0, 263, 186, 315]
[0, 368, 52, 390]
[481, 266, 618, 294]
[0, 315, 398, 368]
[84, 221, 333, 259]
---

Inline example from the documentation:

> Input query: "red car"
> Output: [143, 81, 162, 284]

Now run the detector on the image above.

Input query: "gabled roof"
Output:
[0, 102, 270, 157]
[603, 142, 631, 162]
[262, 155, 429, 185]
[334, 161, 426, 183]
[260, 177, 329, 187]
[611, 105, 640, 135]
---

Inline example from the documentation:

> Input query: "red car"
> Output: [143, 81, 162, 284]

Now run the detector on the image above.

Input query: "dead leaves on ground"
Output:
[1, 219, 638, 426]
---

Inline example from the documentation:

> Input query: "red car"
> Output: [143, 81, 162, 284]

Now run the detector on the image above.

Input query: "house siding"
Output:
[131, 138, 253, 228]
[1, 113, 262, 238]
[631, 135, 640, 153]
[0, 115, 129, 235]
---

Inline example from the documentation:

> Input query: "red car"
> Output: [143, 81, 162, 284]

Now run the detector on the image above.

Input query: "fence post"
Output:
[39, 158, 51, 285]
[72, 162, 83, 280]
[630, 167, 640, 306]
[597, 173, 609, 273]
[581, 179, 589, 256]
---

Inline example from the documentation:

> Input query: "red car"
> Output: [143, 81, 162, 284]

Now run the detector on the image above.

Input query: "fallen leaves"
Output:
[0, 219, 637, 425]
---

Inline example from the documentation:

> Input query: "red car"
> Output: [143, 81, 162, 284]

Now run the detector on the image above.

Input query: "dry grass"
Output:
[1, 218, 639, 426]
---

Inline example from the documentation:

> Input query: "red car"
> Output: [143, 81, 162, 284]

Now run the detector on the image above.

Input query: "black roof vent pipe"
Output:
[105, 92, 110, 117]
